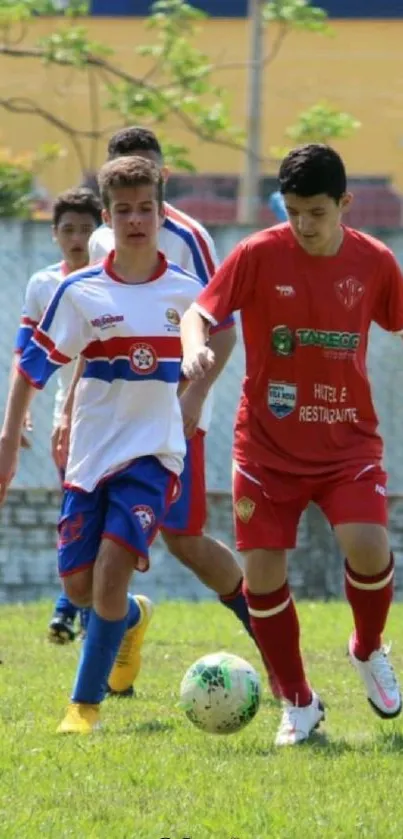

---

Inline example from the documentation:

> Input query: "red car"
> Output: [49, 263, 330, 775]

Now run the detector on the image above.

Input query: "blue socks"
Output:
[54, 594, 90, 635]
[71, 595, 141, 705]
[219, 580, 254, 639]
[72, 610, 128, 704]
[127, 593, 141, 629]
[79, 608, 91, 633]
[54, 592, 78, 620]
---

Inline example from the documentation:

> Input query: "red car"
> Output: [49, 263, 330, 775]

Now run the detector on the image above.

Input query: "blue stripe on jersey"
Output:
[83, 358, 181, 384]
[41, 264, 103, 332]
[19, 344, 62, 388]
[166, 260, 235, 331]
[166, 260, 203, 285]
[163, 217, 210, 286]
[15, 325, 34, 354]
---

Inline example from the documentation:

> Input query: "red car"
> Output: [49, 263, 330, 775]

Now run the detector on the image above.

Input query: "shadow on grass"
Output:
[292, 728, 403, 756]
[234, 728, 403, 758]
[121, 719, 178, 735]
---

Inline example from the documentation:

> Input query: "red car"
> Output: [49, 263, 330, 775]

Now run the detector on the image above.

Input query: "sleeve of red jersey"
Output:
[193, 241, 251, 327]
[373, 248, 403, 333]
[18, 281, 91, 389]
[183, 222, 235, 335]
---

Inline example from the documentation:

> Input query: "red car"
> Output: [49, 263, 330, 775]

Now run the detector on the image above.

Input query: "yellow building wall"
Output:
[0, 17, 402, 195]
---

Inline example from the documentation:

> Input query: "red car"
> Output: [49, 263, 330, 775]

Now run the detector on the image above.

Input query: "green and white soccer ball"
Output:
[179, 651, 261, 735]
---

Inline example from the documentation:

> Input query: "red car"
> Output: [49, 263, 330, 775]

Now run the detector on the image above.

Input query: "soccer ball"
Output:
[179, 651, 261, 735]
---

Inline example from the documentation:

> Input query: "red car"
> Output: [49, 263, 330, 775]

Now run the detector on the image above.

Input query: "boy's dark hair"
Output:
[52, 187, 102, 228]
[278, 143, 347, 203]
[98, 155, 164, 210]
[107, 126, 163, 161]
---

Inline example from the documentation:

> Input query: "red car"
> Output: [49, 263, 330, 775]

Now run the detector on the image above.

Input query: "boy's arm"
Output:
[0, 373, 36, 503]
[12, 272, 44, 448]
[180, 324, 236, 438]
[9, 357, 33, 448]
[181, 308, 215, 381]
[180, 223, 237, 410]
[181, 240, 250, 381]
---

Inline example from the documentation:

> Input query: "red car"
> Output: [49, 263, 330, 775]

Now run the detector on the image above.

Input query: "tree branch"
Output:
[87, 66, 100, 170]
[0, 45, 274, 164]
[206, 22, 288, 71]
[0, 96, 88, 171]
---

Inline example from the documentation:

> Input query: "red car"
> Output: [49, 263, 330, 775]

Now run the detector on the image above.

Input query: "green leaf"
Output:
[263, 0, 330, 33]
[39, 27, 113, 66]
[285, 102, 361, 144]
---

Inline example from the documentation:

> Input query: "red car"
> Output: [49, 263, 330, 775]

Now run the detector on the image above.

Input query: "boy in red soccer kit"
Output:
[181, 143, 403, 746]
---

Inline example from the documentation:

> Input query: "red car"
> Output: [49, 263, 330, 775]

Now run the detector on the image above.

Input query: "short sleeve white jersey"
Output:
[15, 262, 75, 428]
[88, 202, 235, 433]
[18, 253, 202, 491]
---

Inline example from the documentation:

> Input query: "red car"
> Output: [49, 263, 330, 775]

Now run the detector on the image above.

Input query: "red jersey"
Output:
[195, 224, 403, 475]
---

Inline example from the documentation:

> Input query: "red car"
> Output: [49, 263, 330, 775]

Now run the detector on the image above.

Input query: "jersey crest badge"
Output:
[235, 497, 256, 524]
[58, 514, 84, 547]
[132, 505, 156, 532]
[334, 277, 365, 310]
[129, 342, 158, 375]
[166, 308, 180, 326]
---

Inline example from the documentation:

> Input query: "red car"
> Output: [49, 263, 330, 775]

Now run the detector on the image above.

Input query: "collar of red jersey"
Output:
[104, 250, 168, 284]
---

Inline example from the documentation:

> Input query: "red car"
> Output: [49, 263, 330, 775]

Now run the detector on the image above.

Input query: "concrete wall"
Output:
[2, 489, 403, 604]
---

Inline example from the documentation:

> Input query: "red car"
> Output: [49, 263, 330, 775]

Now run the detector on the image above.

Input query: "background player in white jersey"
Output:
[14, 187, 102, 643]
[53, 126, 278, 693]
[0, 156, 203, 733]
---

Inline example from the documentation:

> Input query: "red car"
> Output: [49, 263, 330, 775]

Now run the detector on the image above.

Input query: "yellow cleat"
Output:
[57, 702, 100, 734]
[108, 595, 153, 694]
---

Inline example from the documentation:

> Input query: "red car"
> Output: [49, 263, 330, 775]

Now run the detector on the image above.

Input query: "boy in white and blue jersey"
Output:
[14, 187, 102, 643]
[0, 156, 202, 733]
[64, 127, 275, 692]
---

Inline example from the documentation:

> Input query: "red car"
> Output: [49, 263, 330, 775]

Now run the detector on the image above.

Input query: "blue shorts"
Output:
[58, 456, 177, 576]
[162, 430, 206, 536]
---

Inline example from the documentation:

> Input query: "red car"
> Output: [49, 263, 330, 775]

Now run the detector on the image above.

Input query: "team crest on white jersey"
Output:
[132, 505, 156, 531]
[334, 277, 365, 310]
[166, 308, 180, 326]
[129, 342, 158, 375]
[268, 382, 297, 419]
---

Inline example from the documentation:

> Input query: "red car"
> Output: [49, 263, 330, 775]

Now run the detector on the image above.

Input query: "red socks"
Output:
[345, 554, 394, 661]
[244, 581, 311, 706]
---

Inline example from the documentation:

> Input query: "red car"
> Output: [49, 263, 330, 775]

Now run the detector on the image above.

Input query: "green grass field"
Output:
[1, 600, 403, 839]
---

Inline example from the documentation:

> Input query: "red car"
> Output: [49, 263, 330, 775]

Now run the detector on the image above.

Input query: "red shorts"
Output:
[161, 429, 206, 536]
[233, 461, 388, 551]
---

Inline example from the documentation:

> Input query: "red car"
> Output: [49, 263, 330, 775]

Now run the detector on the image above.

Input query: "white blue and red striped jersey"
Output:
[18, 253, 201, 491]
[89, 202, 235, 432]
[14, 261, 75, 428]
